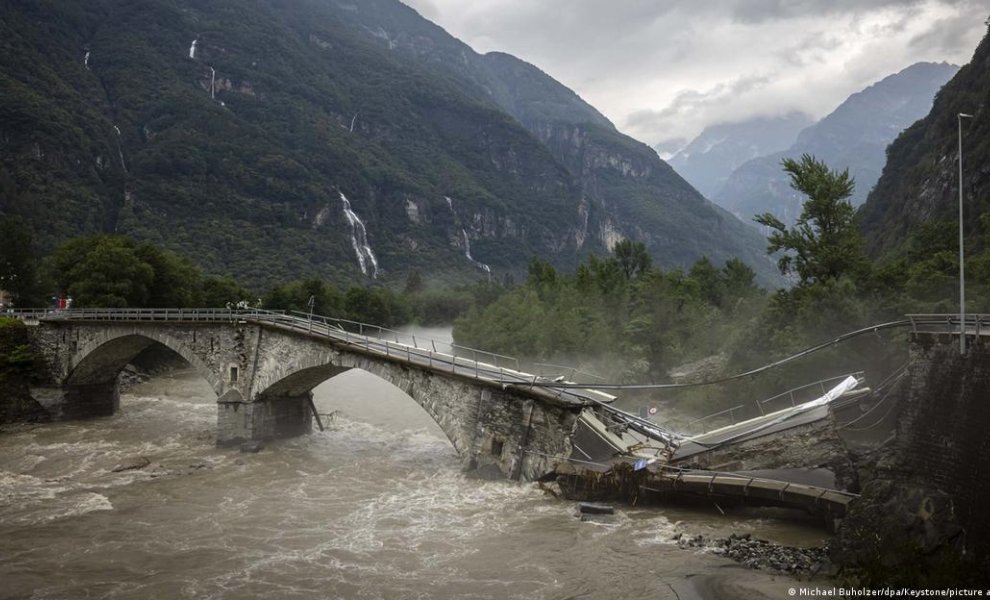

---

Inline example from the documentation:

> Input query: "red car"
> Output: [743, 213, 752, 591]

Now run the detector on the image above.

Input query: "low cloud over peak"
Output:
[403, 0, 986, 144]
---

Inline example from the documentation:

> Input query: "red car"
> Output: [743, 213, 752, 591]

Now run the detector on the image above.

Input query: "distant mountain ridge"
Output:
[0, 0, 776, 289]
[711, 62, 959, 226]
[666, 112, 813, 199]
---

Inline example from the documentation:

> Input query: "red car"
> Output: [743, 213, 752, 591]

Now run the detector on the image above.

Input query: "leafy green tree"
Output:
[0, 216, 41, 306]
[201, 276, 254, 308]
[754, 154, 868, 285]
[135, 243, 203, 307]
[57, 237, 155, 307]
[721, 258, 761, 303]
[344, 286, 410, 327]
[265, 278, 343, 315]
[403, 270, 425, 295]
[612, 240, 652, 280]
[689, 257, 722, 307]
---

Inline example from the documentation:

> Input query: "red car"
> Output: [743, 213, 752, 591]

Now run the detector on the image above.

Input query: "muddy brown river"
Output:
[1, 366, 829, 599]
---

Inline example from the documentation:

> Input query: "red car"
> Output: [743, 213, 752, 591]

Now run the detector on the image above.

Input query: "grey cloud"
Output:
[729, 0, 925, 23]
[404, 0, 440, 20]
[909, 13, 985, 55]
[624, 74, 773, 134]
[409, 0, 986, 144]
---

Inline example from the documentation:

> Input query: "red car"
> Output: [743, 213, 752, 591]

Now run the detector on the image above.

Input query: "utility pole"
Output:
[958, 112, 973, 355]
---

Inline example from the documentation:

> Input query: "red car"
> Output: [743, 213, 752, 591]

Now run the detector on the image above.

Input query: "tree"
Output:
[754, 154, 867, 285]
[135, 243, 202, 307]
[612, 240, 652, 280]
[0, 217, 39, 307]
[62, 237, 155, 307]
[403, 270, 424, 295]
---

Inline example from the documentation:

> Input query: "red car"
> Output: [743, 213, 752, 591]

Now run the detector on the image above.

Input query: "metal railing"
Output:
[907, 313, 988, 337]
[8, 306, 571, 399]
[285, 310, 521, 372]
[684, 372, 864, 434]
[8, 307, 284, 322]
[11, 306, 681, 447]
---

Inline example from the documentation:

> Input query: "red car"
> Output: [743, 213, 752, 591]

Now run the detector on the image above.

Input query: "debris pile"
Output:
[674, 532, 828, 575]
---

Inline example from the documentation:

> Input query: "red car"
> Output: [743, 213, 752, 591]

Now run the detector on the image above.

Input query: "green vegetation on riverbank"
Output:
[4, 155, 990, 419]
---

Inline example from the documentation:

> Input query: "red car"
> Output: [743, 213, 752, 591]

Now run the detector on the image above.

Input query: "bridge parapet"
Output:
[15, 308, 630, 481]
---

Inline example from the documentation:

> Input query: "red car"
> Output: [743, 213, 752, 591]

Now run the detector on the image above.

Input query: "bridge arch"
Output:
[254, 352, 481, 458]
[68, 331, 222, 394]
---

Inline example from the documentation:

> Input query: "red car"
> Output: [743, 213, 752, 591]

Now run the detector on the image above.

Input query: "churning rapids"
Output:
[1, 363, 829, 599]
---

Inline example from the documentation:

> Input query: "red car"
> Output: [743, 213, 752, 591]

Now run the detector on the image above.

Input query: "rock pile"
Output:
[674, 532, 828, 575]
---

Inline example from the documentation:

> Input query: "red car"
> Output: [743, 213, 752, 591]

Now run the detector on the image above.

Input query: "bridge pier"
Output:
[30, 382, 120, 421]
[216, 390, 313, 447]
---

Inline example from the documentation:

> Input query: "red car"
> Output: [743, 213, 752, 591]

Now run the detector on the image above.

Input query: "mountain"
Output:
[860, 28, 990, 257]
[713, 62, 959, 226]
[666, 112, 813, 199]
[0, 0, 777, 290]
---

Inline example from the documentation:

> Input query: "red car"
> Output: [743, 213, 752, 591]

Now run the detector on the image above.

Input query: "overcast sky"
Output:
[403, 0, 986, 151]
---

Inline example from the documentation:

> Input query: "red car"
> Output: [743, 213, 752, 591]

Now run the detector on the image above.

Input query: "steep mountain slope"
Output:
[302, 0, 778, 282]
[0, 0, 775, 289]
[860, 27, 990, 257]
[714, 62, 958, 226]
[666, 112, 812, 199]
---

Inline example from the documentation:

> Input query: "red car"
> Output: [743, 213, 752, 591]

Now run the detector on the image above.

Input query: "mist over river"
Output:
[0, 362, 828, 599]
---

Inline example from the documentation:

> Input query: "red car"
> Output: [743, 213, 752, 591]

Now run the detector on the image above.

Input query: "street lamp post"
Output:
[958, 112, 973, 355]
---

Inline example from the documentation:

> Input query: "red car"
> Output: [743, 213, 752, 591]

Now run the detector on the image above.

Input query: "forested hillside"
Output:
[860, 28, 990, 260]
[0, 0, 775, 290]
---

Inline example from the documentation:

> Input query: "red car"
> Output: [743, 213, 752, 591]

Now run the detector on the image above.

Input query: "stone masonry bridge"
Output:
[23, 308, 968, 521]
[19, 308, 626, 482]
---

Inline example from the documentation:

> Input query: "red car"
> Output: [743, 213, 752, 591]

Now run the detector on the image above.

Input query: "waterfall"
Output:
[446, 197, 490, 276]
[209, 67, 216, 99]
[189, 39, 198, 60]
[113, 125, 127, 173]
[339, 192, 379, 278]
[84, 51, 90, 69]
[462, 229, 491, 275]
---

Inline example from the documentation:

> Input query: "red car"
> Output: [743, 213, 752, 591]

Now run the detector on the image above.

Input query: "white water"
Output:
[113, 125, 127, 173]
[339, 192, 379, 278]
[83, 51, 90, 69]
[462, 228, 492, 275]
[189, 39, 198, 59]
[0, 368, 827, 599]
[210, 66, 216, 99]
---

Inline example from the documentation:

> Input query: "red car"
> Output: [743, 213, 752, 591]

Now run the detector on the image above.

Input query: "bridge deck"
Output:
[642, 469, 855, 517]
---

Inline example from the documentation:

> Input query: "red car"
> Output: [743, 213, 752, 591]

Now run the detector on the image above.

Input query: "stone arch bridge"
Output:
[21, 308, 625, 482]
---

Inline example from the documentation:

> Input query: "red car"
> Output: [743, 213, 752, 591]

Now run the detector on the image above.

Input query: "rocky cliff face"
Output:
[713, 62, 958, 227]
[859, 28, 990, 257]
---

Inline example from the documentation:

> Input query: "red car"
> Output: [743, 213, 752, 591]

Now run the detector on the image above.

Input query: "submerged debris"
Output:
[111, 456, 151, 472]
[579, 502, 615, 515]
